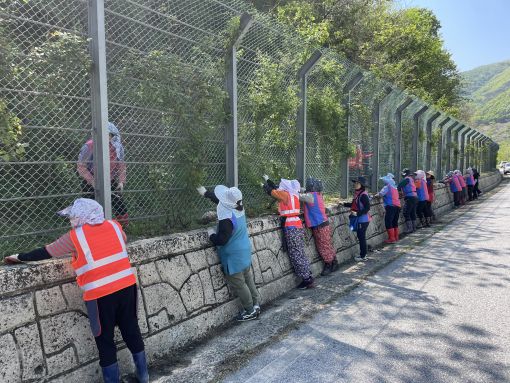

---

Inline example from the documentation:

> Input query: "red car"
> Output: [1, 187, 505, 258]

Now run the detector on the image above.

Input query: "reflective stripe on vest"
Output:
[279, 194, 300, 216]
[71, 220, 135, 300]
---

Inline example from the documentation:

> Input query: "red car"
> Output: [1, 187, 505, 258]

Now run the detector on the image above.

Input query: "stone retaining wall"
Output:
[0, 171, 502, 382]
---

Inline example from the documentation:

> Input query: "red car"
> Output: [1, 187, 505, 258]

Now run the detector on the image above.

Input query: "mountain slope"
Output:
[461, 60, 510, 97]
[461, 60, 510, 160]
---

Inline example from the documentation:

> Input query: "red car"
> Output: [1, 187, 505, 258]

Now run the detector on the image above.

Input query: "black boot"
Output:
[321, 262, 332, 276]
[330, 259, 339, 272]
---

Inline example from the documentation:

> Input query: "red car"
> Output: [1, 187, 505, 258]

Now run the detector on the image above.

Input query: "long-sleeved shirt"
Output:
[18, 225, 127, 261]
[204, 190, 234, 246]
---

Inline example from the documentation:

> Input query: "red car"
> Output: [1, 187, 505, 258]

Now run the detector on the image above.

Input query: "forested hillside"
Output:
[462, 60, 510, 161]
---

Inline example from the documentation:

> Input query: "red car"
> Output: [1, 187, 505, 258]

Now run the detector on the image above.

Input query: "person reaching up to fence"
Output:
[298, 176, 339, 276]
[414, 170, 430, 228]
[472, 167, 481, 198]
[197, 184, 261, 322]
[425, 170, 436, 224]
[4, 198, 148, 383]
[465, 168, 476, 201]
[375, 173, 400, 243]
[455, 170, 467, 205]
[77, 122, 129, 227]
[343, 176, 371, 262]
[443, 171, 462, 207]
[262, 176, 314, 289]
[397, 168, 418, 233]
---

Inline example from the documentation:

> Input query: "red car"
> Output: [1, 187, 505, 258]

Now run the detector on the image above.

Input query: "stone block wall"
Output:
[0, 171, 501, 382]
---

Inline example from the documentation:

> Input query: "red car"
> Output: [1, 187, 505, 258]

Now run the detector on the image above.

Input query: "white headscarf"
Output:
[278, 178, 300, 197]
[214, 185, 243, 221]
[58, 198, 105, 228]
[466, 167, 473, 176]
[108, 122, 124, 161]
[415, 170, 426, 180]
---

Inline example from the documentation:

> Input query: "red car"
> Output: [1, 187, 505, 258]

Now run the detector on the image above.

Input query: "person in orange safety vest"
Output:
[4, 198, 148, 383]
[262, 176, 314, 289]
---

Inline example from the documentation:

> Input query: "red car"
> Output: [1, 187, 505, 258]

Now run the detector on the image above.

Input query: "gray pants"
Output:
[225, 266, 260, 312]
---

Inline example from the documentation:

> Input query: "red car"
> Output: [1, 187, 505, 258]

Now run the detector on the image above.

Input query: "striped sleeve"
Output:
[45, 232, 76, 258]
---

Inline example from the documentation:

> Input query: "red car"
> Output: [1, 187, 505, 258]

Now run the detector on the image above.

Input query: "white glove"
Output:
[117, 183, 124, 192]
[207, 228, 216, 236]
[262, 175, 269, 181]
[4, 254, 22, 264]
[196, 186, 207, 196]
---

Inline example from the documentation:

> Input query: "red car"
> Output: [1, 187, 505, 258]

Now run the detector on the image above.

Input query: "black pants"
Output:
[384, 206, 400, 229]
[356, 222, 369, 257]
[416, 200, 427, 219]
[424, 201, 433, 218]
[94, 285, 144, 367]
[467, 185, 474, 201]
[403, 196, 418, 222]
[473, 181, 481, 198]
[82, 180, 128, 217]
[453, 191, 461, 206]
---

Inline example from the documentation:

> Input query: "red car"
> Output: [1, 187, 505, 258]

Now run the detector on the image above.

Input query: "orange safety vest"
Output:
[278, 193, 303, 228]
[69, 220, 136, 301]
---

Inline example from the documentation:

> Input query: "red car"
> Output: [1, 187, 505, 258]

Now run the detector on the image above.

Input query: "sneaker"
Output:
[321, 263, 332, 276]
[354, 256, 366, 262]
[235, 308, 259, 322]
[330, 260, 340, 272]
[253, 304, 261, 315]
[297, 277, 314, 290]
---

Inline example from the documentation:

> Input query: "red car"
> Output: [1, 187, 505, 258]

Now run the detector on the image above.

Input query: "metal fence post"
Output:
[226, 13, 253, 187]
[340, 71, 364, 198]
[458, 126, 470, 171]
[89, 0, 111, 218]
[436, 117, 451, 178]
[370, 86, 393, 191]
[445, 121, 459, 172]
[425, 112, 441, 171]
[394, 97, 414, 181]
[296, 50, 322, 182]
[451, 124, 463, 170]
[465, 130, 475, 170]
[412, 105, 428, 171]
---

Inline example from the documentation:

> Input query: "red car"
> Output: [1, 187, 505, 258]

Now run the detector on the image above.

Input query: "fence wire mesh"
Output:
[0, 0, 496, 255]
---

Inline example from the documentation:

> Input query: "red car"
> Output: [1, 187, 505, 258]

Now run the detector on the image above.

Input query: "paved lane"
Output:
[222, 182, 510, 383]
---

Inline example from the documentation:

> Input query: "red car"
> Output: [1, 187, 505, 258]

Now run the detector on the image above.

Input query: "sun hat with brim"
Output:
[351, 176, 367, 187]
[426, 170, 435, 178]
[214, 185, 243, 220]
[57, 198, 105, 227]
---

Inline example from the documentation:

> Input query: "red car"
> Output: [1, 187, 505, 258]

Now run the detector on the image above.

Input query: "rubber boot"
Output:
[132, 351, 149, 383]
[330, 259, 339, 272]
[394, 227, 400, 241]
[405, 220, 413, 234]
[101, 363, 120, 383]
[412, 220, 417, 232]
[384, 228, 395, 243]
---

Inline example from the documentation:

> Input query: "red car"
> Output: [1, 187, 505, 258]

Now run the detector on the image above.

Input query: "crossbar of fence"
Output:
[0, 0, 497, 256]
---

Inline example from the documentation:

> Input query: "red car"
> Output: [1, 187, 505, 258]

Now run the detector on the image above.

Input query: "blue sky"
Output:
[399, 0, 510, 72]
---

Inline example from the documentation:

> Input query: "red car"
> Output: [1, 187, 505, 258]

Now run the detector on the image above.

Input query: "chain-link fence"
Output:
[0, 0, 498, 256]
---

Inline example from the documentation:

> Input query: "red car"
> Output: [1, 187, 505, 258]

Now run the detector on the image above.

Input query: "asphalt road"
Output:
[221, 181, 510, 383]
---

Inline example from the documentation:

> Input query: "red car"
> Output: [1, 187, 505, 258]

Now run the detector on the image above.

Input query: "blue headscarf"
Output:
[380, 173, 396, 187]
